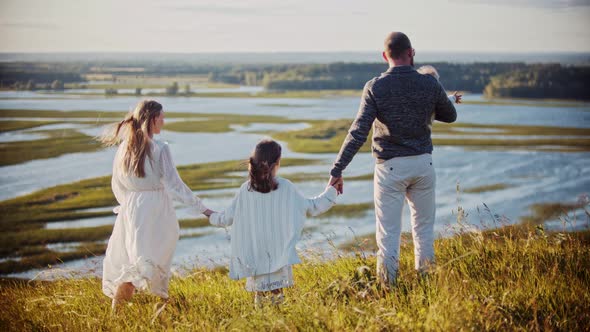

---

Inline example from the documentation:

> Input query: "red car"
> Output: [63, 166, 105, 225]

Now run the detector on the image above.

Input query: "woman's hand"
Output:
[452, 91, 462, 104]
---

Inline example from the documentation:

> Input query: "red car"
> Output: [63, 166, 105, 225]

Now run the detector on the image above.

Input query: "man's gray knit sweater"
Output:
[330, 65, 457, 178]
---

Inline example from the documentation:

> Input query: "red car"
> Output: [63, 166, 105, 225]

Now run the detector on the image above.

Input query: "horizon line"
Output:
[1, 50, 590, 55]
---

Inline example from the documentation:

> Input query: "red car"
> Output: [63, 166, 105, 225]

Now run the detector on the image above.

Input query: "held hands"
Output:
[328, 176, 344, 195]
[203, 209, 215, 218]
[452, 91, 463, 104]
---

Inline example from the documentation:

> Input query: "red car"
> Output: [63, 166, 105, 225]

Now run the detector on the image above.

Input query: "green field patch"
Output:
[434, 122, 590, 137]
[0, 129, 103, 166]
[0, 109, 128, 119]
[271, 119, 371, 153]
[347, 173, 374, 181]
[164, 114, 299, 133]
[338, 232, 413, 252]
[0, 109, 223, 120]
[463, 183, 513, 193]
[272, 119, 590, 153]
[0, 109, 305, 135]
[0, 120, 61, 133]
[433, 137, 590, 151]
[461, 99, 590, 108]
[0, 225, 112, 256]
[179, 218, 210, 229]
[520, 202, 586, 226]
[0, 242, 106, 275]
[315, 202, 373, 219]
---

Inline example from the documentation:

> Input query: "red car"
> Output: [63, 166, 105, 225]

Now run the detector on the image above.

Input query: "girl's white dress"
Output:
[102, 139, 207, 299]
[209, 177, 337, 291]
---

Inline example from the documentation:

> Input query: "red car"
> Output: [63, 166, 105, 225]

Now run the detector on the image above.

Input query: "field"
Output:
[1, 220, 589, 331]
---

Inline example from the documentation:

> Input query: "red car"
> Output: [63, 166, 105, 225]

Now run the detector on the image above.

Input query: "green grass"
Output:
[316, 202, 373, 219]
[0, 129, 103, 166]
[0, 109, 285, 121]
[338, 232, 413, 252]
[0, 109, 242, 120]
[0, 109, 128, 119]
[0, 223, 588, 330]
[435, 122, 590, 136]
[179, 218, 210, 229]
[463, 183, 513, 193]
[462, 98, 590, 108]
[271, 119, 370, 153]
[0, 120, 60, 132]
[271, 120, 590, 153]
[347, 173, 375, 181]
[163, 114, 299, 133]
[521, 202, 585, 226]
[0, 242, 106, 275]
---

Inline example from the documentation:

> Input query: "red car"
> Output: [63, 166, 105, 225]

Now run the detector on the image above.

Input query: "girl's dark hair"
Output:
[248, 139, 281, 193]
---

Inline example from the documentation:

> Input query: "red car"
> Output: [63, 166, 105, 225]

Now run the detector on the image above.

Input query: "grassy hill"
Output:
[1, 224, 589, 331]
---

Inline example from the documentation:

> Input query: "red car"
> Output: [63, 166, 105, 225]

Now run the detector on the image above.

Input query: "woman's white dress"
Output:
[102, 139, 207, 299]
[209, 177, 337, 291]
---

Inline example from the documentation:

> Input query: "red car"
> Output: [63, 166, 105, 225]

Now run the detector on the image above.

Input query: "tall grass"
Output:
[1, 222, 588, 331]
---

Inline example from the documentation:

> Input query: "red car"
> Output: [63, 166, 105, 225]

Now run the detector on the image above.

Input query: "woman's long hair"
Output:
[100, 99, 162, 178]
[248, 140, 281, 193]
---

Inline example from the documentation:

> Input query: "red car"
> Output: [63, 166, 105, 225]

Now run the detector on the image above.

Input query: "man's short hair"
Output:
[384, 32, 412, 59]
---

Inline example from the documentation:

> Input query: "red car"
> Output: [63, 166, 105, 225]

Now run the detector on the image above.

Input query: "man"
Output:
[328, 32, 457, 284]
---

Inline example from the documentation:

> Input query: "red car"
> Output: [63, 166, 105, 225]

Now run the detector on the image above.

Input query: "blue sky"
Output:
[0, 0, 589, 53]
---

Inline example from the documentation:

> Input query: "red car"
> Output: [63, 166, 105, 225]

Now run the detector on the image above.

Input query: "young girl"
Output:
[100, 99, 212, 310]
[417, 65, 463, 104]
[417, 65, 462, 131]
[208, 139, 338, 306]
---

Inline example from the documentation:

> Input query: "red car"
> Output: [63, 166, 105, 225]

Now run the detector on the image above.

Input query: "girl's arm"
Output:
[209, 193, 238, 227]
[160, 143, 208, 214]
[303, 185, 338, 217]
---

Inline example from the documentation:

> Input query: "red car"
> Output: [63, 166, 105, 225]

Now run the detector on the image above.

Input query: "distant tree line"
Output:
[1, 60, 589, 99]
[207, 62, 590, 99]
[206, 62, 563, 93]
[0, 63, 82, 88]
[483, 64, 590, 100]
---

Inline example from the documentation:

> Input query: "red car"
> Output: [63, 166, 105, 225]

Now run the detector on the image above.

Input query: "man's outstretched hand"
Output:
[329, 176, 344, 195]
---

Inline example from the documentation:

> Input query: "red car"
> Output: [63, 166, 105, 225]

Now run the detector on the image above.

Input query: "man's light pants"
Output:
[374, 153, 436, 284]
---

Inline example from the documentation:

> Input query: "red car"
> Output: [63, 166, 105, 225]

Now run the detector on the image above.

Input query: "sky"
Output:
[0, 0, 589, 53]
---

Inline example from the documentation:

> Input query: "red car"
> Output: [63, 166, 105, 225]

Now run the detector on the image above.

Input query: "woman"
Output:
[100, 99, 212, 310]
